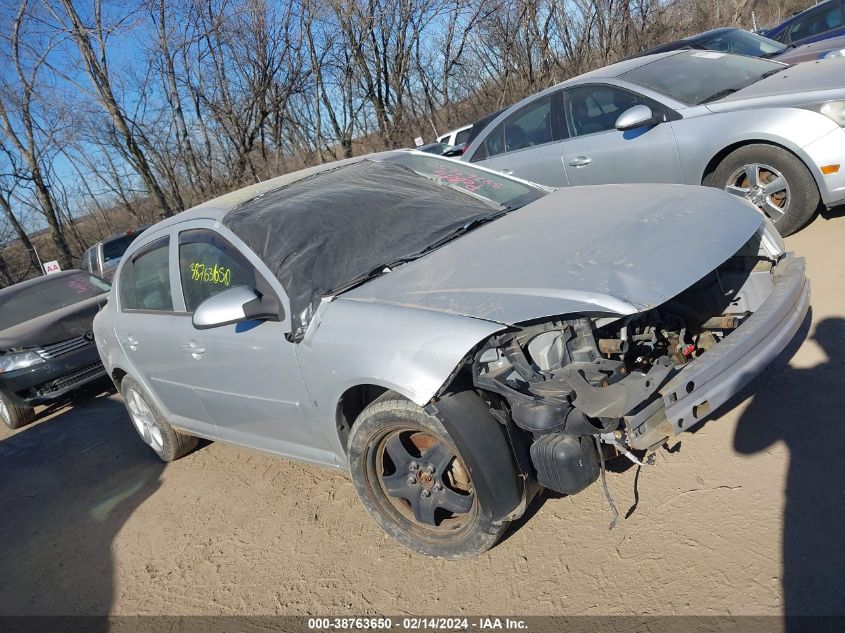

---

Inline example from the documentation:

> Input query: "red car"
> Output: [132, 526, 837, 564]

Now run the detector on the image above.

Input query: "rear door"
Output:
[470, 92, 570, 187]
[114, 233, 215, 437]
[169, 221, 333, 463]
[559, 84, 683, 186]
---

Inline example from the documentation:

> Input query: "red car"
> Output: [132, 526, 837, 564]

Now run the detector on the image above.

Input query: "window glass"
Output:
[0, 272, 110, 331]
[178, 229, 257, 312]
[788, 5, 843, 42]
[621, 52, 782, 105]
[454, 127, 472, 146]
[384, 153, 545, 209]
[699, 29, 787, 58]
[81, 248, 95, 273]
[120, 238, 173, 311]
[565, 86, 648, 137]
[478, 96, 554, 158]
[103, 233, 140, 262]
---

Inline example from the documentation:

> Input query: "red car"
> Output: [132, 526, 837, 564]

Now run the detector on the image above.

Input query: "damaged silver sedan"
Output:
[94, 152, 809, 558]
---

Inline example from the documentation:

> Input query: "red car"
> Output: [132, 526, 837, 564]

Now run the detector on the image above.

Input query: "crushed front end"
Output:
[468, 221, 810, 497]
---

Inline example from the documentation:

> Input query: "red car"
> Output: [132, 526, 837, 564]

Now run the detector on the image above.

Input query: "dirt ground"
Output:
[1, 210, 843, 618]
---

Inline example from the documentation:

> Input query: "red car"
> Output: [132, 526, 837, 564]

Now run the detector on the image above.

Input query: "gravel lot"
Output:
[1, 209, 843, 618]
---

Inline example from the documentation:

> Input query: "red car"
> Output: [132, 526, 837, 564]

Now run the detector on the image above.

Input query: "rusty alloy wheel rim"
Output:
[367, 426, 476, 535]
[725, 162, 790, 221]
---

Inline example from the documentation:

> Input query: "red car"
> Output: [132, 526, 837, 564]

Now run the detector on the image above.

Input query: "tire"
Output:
[120, 376, 197, 462]
[0, 390, 35, 430]
[710, 144, 820, 236]
[348, 395, 510, 559]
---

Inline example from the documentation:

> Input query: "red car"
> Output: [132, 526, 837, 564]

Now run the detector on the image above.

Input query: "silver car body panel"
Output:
[93, 151, 790, 473]
[461, 53, 845, 207]
[342, 184, 764, 324]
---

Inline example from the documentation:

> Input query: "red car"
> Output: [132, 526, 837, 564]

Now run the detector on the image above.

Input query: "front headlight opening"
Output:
[820, 101, 845, 126]
[822, 49, 845, 59]
[0, 351, 45, 374]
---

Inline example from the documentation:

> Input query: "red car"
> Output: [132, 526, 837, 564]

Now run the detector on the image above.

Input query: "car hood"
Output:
[775, 35, 845, 63]
[0, 294, 107, 351]
[339, 184, 764, 325]
[710, 58, 845, 107]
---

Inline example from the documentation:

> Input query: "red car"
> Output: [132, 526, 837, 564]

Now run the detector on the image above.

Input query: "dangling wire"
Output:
[594, 435, 619, 530]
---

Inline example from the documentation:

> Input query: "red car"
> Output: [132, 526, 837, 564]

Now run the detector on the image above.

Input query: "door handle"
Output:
[181, 342, 206, 357]
[568, 156, 592, 167]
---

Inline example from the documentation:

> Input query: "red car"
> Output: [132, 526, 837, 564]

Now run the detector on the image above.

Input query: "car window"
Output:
[178, 229, 257, 313]
[102, 233, 140, 263]
[119, 237, 173, 311]
[0, 272, 110, 331]
[454, 128, 471, 145]
[564, 85, 648, 137]
[787, 4, 843, 42]
[479, 95, 554, 159]
[699, 29, 787, 57]
[622, 51, 784, 105]
[81, 247, 95, 273]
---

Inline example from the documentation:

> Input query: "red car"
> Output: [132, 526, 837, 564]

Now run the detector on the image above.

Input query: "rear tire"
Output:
[120, 376, 197, 462]
[0, 391, 35, 430]
[348, 395, 510, 559]
[710, 144, 820, 236]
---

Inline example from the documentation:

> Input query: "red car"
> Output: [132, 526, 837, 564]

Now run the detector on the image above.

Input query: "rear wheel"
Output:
[711, 144, 820, 236]
[120, 376, 197, 461]
[0, 391, 35, 430]
[348, 396, 509, 559]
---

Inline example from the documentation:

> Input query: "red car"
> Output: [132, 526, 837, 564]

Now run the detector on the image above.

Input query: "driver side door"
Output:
[170, 221, 334, 465]
[560, 84, 684, 186]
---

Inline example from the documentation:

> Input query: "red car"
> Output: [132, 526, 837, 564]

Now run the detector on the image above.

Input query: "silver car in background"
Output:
[95, 152, 809, 558]
[461, 50, 845, 235]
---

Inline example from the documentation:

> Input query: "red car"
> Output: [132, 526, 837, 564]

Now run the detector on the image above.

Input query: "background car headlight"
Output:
[803, 101, 845, 126]
[822, 49, 845, 59]
[0, 351, 45, 374]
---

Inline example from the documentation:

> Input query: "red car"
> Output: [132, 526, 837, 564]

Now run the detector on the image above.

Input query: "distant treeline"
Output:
[0, 0, 807, 287]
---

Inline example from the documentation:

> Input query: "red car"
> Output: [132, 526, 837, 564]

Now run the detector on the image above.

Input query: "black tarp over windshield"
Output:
[222, 160, 501, 339]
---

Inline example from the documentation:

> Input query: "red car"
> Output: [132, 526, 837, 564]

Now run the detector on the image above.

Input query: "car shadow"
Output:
[733, 316, 845, 623]
[0, 384, 164, 622]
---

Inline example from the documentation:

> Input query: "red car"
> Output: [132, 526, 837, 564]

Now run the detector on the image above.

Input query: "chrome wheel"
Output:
[126, 388, 164, 453]
[725, 163, 790, 221]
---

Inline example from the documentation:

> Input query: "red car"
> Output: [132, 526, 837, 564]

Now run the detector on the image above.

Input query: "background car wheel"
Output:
[0, 390, 35, 430]
[348, 395, 510, 559]
[711, 144, 820, 236]
[119, 376, 197, 462]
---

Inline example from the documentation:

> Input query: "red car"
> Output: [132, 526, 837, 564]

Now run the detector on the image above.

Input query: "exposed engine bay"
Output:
[465, 225, 787, 498]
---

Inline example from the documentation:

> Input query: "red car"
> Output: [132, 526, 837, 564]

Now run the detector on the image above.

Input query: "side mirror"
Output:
[192, 286, 281, 330]
[615, 104, 659, 131]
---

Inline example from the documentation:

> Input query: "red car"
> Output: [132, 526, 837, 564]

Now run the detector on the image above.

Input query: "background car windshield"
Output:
[386, 153, 545, 209]
[622, 52, 784, 105]
[699, 30, 787, 57]
[102, 233, 140, 262]
[0, 273, 110, 331]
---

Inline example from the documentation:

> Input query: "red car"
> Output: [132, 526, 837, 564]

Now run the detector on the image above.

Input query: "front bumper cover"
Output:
[0, 342, 107, 408]
[628, 254, 809, 448]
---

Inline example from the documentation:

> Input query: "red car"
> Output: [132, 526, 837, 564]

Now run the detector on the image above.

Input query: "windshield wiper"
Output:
[700, 87, 740, 104]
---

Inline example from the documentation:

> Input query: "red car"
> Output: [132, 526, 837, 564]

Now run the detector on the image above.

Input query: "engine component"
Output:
[529, 433, 600, 495]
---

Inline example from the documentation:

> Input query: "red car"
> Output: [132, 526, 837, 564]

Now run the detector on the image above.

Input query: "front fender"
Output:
[296, 300, 504, 462]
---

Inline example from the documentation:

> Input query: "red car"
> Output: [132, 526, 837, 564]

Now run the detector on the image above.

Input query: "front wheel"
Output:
[348, 396, 509, 559]
[710, 144, 820, 236]
[0, 391, 35, 430]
